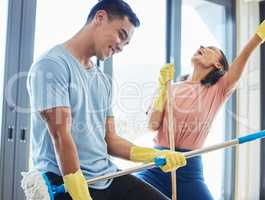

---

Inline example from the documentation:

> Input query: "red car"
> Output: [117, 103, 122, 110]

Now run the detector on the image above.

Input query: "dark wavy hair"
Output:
[179, 49, 229, 86]
[86, 0, 140, 27]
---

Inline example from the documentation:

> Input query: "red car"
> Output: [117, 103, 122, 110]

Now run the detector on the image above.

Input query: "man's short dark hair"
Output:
[86, 0, 140, 27]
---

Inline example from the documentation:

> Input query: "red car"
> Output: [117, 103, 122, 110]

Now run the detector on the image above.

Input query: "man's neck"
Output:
[64, 27, 95, 69]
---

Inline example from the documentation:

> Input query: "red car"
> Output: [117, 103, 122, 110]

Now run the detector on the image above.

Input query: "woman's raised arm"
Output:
[224, 20, 265, 91]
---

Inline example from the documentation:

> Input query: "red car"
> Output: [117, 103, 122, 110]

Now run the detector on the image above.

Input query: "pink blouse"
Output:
[154, 74, 235, 150]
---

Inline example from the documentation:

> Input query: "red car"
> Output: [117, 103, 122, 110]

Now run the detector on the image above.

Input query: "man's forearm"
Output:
[106, 134, 134, 160]
[41, 107, 80, 176]
[53, 131, 80, 175]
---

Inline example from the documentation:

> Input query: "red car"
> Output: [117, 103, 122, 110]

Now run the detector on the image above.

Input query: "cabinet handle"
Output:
[7, 126, 14, 141]
[20, 128, 27, 142]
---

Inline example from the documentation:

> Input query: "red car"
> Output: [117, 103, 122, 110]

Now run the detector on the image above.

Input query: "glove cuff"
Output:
[153, 95, 167, 112]
[63, 169, 91, 200]
[130, 146, 158, 163]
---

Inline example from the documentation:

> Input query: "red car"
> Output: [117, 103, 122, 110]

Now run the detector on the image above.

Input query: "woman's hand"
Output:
[153, 64, 174, 112]
[256, 20, 265, 42]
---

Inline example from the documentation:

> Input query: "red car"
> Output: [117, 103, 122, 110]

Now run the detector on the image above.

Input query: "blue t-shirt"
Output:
[27, 44, 118, 189]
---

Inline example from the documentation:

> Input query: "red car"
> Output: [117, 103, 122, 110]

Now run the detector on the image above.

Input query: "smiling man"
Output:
[27, 0, 186, 200]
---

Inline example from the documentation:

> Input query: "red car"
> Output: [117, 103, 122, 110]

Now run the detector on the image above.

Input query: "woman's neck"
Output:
[191, 66, 212, 82]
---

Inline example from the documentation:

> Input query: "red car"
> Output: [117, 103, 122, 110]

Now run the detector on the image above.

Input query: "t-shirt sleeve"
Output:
[217, 73, 238, 100]
[27, 58, 70, 112]
[106, 76, 113, 117]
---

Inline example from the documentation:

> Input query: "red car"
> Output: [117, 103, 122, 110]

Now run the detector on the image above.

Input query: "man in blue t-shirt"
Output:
[27, 0, 186, 199]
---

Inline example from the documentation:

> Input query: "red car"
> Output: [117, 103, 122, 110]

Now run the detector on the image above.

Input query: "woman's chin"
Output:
[191, 58, 199, 66]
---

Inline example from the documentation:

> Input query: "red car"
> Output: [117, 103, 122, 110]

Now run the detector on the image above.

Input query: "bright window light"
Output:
[181, 1, 226, 199]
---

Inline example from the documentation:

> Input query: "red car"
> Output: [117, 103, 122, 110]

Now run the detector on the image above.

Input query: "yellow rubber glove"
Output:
[63, 169, 92, 200]
[130, 146, 186, 172]
[153, 64, 175, 112]
[256, 20, 265, 42]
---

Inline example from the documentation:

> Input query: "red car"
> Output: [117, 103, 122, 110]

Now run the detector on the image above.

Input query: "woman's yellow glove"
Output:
[63, 169, 92, 200]
[130, 146, 186, 172]
[153, 64, 175, 112]
[256, 20, 265, 42]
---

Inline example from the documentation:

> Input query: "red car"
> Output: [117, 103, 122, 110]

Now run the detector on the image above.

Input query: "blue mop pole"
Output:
[47, 130, 265, 199]
[43, 158, 166, 199]
[183, 130, 265, 158]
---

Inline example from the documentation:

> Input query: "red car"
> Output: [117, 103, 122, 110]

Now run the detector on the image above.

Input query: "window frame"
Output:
[0, 0, 236, 199]
[167, 0, 236, 199]
[104, 1, 236, 199]
[260, 1, 265, 199]
[0, 0, 37, 199]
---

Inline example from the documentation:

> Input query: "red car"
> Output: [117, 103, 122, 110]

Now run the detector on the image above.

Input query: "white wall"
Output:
[234, 0, 261, 199]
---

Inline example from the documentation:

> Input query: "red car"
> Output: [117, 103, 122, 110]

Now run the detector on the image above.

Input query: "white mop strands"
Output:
[21, 130, 265, 200]
[21, 170, 51, 200]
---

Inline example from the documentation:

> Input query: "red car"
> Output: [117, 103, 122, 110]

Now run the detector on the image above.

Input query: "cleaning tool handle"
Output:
[52, 131, 265, 197]
[154, 157, 167, 167]
[238, 130, 265, 144]
[52, 157, 167, 196]
[183, 130, 265, 159]
[52, 184, 65, 194]
[87, 159, 166, 185]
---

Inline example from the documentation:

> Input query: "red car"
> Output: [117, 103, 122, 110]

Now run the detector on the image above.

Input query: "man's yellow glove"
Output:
[130, 146, 186, 172]
[63, 169, 92, 200]
[256, 20, 265, 42]
[153, 64, 174, 112]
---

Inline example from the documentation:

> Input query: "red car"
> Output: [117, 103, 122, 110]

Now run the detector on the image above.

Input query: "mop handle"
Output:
[87, 130, 265, 185]
[53, 130, 265, 194]
[87, 158, 166, 185]
[183, 130, 265, 158]
[53, 158, 166, 194]
[167, 80, 177, 200]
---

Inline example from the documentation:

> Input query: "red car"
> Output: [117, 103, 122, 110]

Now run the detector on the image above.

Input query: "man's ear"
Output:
[94, 10, 108, 25]
[214, 62, 223, 69]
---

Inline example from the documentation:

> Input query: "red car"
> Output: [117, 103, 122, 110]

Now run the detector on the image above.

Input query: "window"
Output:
[112, 0, 166, 168]
[34, 0, 97, 59]
[31, 0, 98, 168]
[260, 1, 265, 197]
[0, 0, 8, 135]
[181, 1, 227, 199]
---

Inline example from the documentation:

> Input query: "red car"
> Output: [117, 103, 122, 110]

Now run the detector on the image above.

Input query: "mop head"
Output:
[21, 169, 51, 200]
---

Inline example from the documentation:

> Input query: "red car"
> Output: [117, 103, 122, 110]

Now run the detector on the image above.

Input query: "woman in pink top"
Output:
[135, 21, 265, 200]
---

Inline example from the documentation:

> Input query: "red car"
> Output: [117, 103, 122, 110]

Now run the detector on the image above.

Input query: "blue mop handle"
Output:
[52, 184, 66, 195]
[238, 130, 265, 144]
[51, 130, 265, 197]
[51, 157, 166, 196]
[154, 157, 167, 166]
[183, 130, 265, 159]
